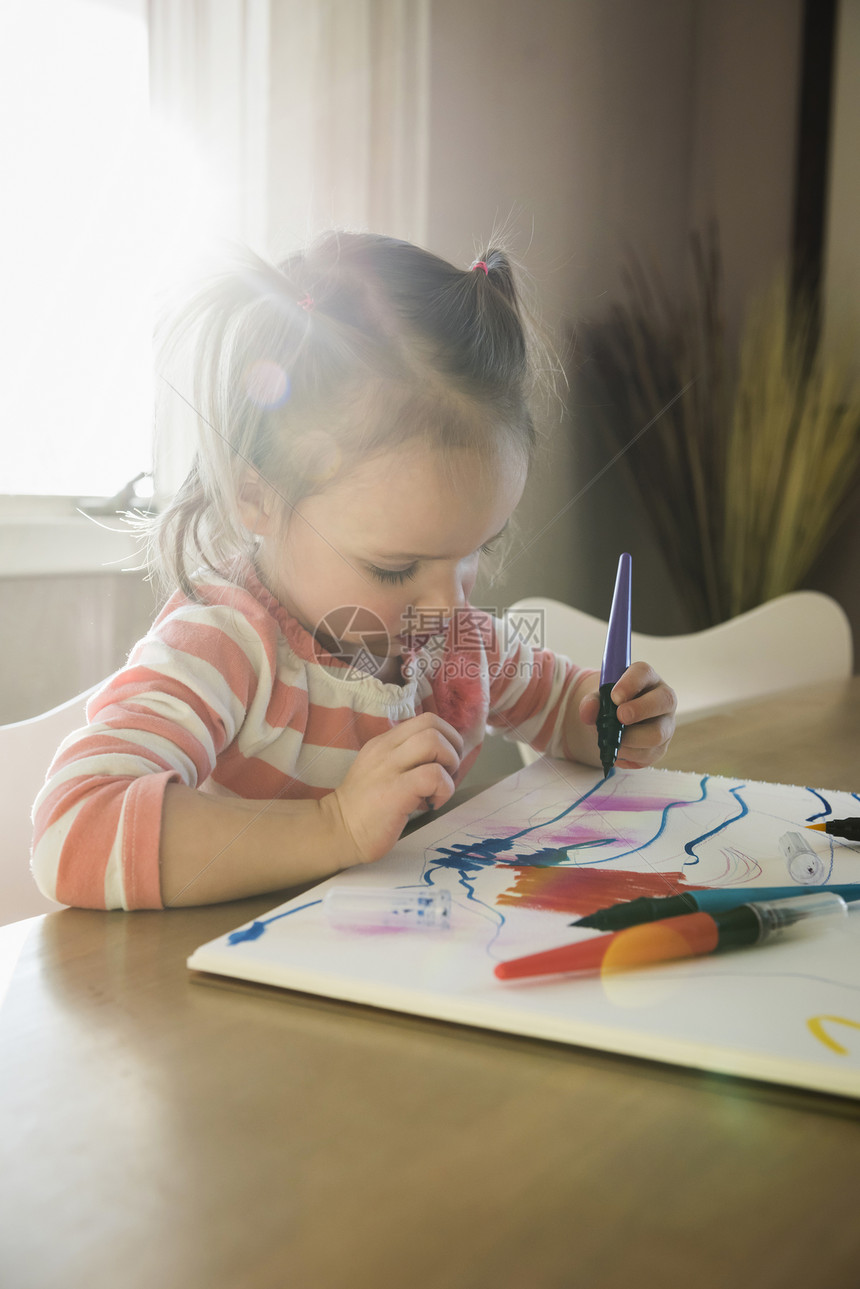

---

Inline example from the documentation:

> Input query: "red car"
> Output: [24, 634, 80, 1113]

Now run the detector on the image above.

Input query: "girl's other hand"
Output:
[578, 662, 677, 769]
[324, 713, 464, 863]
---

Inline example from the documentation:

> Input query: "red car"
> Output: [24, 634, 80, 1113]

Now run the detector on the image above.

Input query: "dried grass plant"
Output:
[584, 230, 860, 629]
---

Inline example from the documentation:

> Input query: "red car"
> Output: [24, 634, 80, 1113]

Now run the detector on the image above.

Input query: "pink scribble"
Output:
[576, 796, 682, 813]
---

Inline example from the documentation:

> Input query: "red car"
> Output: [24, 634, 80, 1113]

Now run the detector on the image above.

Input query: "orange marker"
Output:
[494, 893, 847, 981]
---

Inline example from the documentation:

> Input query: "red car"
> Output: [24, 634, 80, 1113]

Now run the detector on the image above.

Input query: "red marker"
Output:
[494, 893, 846, 981]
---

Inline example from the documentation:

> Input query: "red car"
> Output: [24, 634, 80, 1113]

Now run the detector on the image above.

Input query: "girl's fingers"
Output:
[616, 688, 676, 727]
[609, 664, 677, 768]
[334, 751, 458, 863]
[384, 711, 465, 755]
[403, 762, 457, 811]
[618, 719, 674, 758]
[612, 667, 676, 727]
[610, 661, 663, 705]
[394, 728, 461, 777]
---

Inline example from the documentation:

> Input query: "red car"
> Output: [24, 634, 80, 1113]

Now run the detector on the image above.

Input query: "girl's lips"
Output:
[398, 633, 431, 650]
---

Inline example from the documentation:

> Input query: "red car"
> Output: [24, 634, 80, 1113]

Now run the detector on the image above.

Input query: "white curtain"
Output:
[147, 0, 430, 496]
[148, 0, 429, 257]
[267, 0, 429, 250]
[148, 0, 271, 250]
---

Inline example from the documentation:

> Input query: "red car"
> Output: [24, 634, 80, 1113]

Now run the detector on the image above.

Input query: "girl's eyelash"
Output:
[367, 564, 418, 585]
[368, 540, 498, 584]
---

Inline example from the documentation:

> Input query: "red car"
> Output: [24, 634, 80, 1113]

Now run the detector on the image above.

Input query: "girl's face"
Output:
[255, 442, 527, 671]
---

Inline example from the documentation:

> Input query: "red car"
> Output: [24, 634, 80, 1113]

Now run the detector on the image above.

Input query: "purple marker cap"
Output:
[600, 553, 632, 686]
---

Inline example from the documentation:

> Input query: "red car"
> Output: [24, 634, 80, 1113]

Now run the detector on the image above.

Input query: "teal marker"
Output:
[572, 884, 860, 932]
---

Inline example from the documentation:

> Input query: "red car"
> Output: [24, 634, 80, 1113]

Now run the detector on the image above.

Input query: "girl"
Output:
[32, 233, 676, 911]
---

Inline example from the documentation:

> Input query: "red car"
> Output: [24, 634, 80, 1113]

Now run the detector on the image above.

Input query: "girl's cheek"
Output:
[363, 593, 410, 636]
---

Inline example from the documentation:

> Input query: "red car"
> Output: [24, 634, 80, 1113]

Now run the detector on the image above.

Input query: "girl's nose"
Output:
[414, 563, 469, 620]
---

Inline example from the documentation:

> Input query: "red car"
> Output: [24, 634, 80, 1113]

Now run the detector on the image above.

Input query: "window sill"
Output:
[0, 512, 143, 578]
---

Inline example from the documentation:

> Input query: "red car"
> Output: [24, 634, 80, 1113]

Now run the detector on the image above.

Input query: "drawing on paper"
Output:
[414, 764, 854, 948]
[190, 760, 860, 1099]
[807, 1015, 860, 1055]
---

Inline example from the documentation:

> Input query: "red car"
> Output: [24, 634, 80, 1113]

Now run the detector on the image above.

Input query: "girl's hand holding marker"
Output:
[576, 662, 677, 773]
[571, 552, 676, 777]
[33, 233, 677, 910]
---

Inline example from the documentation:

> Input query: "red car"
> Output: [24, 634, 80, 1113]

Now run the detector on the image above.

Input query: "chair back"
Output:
[508, 590, 854, 762]
[0, 687, 97, 925]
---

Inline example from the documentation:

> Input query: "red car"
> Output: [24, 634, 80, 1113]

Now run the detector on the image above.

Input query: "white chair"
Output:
[0, 686, 99, 926]
[507, 590, 854, 764]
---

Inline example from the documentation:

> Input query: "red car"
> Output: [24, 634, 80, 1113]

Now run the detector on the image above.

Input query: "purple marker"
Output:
[596, 553, 632, 778]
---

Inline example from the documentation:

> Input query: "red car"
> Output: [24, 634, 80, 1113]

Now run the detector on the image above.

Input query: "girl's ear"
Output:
[237, 469, 279, 535]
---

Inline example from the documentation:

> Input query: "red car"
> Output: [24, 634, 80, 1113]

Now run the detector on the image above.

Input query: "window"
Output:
[1, 0, 427, 514]
[2, 0, 152, 499]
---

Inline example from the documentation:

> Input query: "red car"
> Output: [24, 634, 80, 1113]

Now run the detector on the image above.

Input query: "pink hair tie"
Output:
[471, 260, 489, 275]
[298, 293, 314, 311]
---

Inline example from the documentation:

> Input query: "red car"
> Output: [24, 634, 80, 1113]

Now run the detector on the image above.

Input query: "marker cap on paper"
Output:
[780, 831, 828, 884]
[323, 886, 452, 931]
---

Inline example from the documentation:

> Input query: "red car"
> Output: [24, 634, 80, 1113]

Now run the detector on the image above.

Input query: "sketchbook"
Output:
[188, 760, 860, 1099]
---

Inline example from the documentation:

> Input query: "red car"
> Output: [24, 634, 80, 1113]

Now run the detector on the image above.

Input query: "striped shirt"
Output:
[32, 565, 591, 909]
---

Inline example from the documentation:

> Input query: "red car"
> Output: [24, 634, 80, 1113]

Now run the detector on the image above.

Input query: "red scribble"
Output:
[708, 847, 763, 885]
[497, 867, 707, 915]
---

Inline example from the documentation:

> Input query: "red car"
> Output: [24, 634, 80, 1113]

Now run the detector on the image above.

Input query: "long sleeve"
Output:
[31, 583, 276, 910]
[486, 612, 596, 757]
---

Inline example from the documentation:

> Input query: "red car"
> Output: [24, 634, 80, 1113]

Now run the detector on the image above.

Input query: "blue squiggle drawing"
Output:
[821, 837, 835, 884]
[420, 774, 616, 946]
[683, 783, 748, 866]
[500, 772, 612, 845]
[510, 840, 616, 865]
[423, 836, 614, 886]
[226, 899, 323, 945]
[805, 788, 832, 822]
[419, 840, 612, 945]
[421, 773, 715, 948]
[572, 776, 712, 867]
[422, 774, 610, 879]
[421, 837, 519, 945]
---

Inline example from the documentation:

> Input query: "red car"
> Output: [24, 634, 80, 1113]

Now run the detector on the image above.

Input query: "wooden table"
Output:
[661, 674, 860, 793]
[2, 679, 860, 1289]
